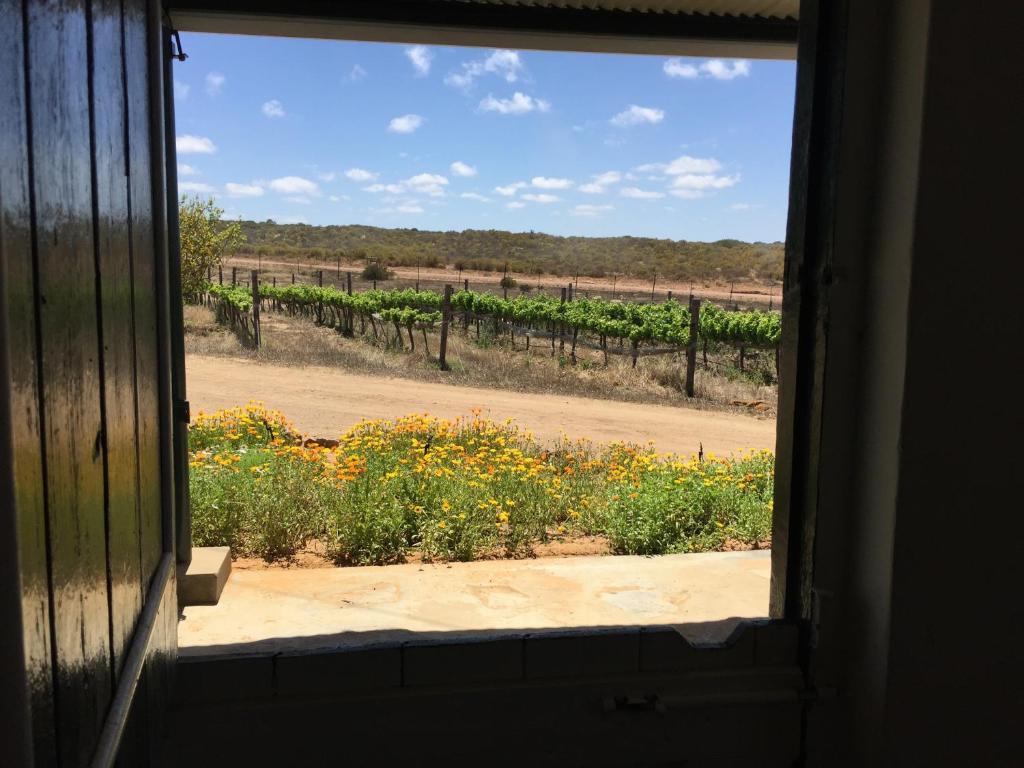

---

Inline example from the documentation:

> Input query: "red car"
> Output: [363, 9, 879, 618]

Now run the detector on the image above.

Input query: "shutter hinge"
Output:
[175, 399, 191, 424]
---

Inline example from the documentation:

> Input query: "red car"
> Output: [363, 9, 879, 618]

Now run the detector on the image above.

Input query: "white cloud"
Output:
[506, 201, 526, 209]
[405, 173, 449, 197]
[205, 72, 225, 96]
[620, 187, 665, 199]
[268, 176, 320, 196]
[176, 135, 216, 154]
[730, 202, 755, 210]
[397, 203, 424, 213]
[521, 193, 559, 203]
[365, 183, 405, 194]
[450, 161, 477, 177]
[610, 105, 664, 127]
[479, 92, 550, 115]
[701, 59, 751, 80]
[664, 58, 751, 80]
[388, 114, 424, 133]
[494, 181, 527, 196]
[179, 182, 215, 194]
[262, 100, 285, 118]
[285, 196, 312, 204]
[531, 177, 573, 190]
[460, 192, 490, 202]
[571, 204, 613, 217]
[348, 64, 367, 81]
[671, 173, 739, 190]
[225, 182, 264, 198]
[177, 163, 199, 176]
[364, 174, 449, 198]
[593, 171, 622, 186]
[636, 155, 722, 176]
[663, 59, 699, 79]
[579, 171, 621, 194]
[174, 80, 190, 100]
[666, 155, 722, 174]
[345, 168, 378, 182]
[405, 45, 433, 76]
[446, 49, 523, 89]
[317, 171, 336, 182]
[669, 189, 704, 199]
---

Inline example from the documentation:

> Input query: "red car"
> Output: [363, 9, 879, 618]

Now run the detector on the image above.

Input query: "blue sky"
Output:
[172, 34, 796, 241]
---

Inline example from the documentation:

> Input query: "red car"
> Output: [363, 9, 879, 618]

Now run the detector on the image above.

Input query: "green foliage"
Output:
[248, 283, 780, 350]
[207, 283, 253, 313]
[499, 274, 517, 289]
[178, 197, 244, 299]
[235, 220, 785, 283]
[189, 405, 775, 564]
[361, 261, 393, 281]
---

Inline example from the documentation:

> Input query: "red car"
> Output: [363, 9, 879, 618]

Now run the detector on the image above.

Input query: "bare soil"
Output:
[186, 353, 776, 457]
[184, 304, 779, 416]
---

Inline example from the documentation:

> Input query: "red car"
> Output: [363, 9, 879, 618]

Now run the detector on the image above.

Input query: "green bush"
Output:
[361, 261, 393, 281]
[189, 405, 774, 563]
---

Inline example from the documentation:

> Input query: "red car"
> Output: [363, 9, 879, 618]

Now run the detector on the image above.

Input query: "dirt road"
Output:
[186, 354, 776, 456]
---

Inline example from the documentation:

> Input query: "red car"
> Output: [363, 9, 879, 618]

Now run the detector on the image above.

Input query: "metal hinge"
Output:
[174, 398, 191, 424]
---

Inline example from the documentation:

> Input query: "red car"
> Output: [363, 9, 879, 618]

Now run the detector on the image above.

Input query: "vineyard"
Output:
[204, 275, 782, 387]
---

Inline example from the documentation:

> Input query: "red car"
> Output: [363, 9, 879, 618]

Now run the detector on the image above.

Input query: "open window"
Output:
[164, 2, 804, 666]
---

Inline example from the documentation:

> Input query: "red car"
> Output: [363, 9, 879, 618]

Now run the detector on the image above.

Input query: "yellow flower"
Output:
[437, 521, 447, 529]
[441, 499, 451, 512]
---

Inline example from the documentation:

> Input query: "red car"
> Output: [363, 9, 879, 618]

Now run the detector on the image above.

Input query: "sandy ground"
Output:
[179, 550, 770, 655]
[187, 353, 776, 455]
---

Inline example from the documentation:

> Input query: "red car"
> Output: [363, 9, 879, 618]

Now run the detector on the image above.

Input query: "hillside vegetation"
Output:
[236, 220, 785, 283]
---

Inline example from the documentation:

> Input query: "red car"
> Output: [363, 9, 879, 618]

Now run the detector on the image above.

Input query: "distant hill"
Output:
[236, 220, 785, 283]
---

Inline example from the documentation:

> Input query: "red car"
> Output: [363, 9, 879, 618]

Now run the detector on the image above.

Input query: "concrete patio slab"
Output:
[179, 550, 771, 656]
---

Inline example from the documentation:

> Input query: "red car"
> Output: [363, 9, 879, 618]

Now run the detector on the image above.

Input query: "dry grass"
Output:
[184, 304, 777, 417]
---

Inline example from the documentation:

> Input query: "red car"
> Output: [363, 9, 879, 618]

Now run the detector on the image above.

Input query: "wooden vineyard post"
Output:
[667, 290, 673, 302]
[438, 284, 453, 371]
[559, 286, 567, 355]
[685, 297, 701, 397]
[291, 272, 295, 284]
[464, 278, 469, 292]
[317, 269, 323, 287]
[344, 271, 354, 337]
[218, 265, 223, 284]
[231, 266, 237, 286]
[316, 270, 324, 324]
[250, 270, 261, 348]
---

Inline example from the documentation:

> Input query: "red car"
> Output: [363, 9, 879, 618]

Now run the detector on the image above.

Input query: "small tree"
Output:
[361, 261, 392, 282]
[499, 274, 517, 289]
[178, 196, 244, 299]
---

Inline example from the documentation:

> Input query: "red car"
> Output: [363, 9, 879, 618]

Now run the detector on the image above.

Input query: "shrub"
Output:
[361, 261, 393, 281]
[189, 405, 774, 563]
[324, 480, 410, 565]
[500, 274, 517, 289]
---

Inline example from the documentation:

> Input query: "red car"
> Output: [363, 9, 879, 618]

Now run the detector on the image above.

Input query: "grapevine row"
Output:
[245, 283, 781, 349]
